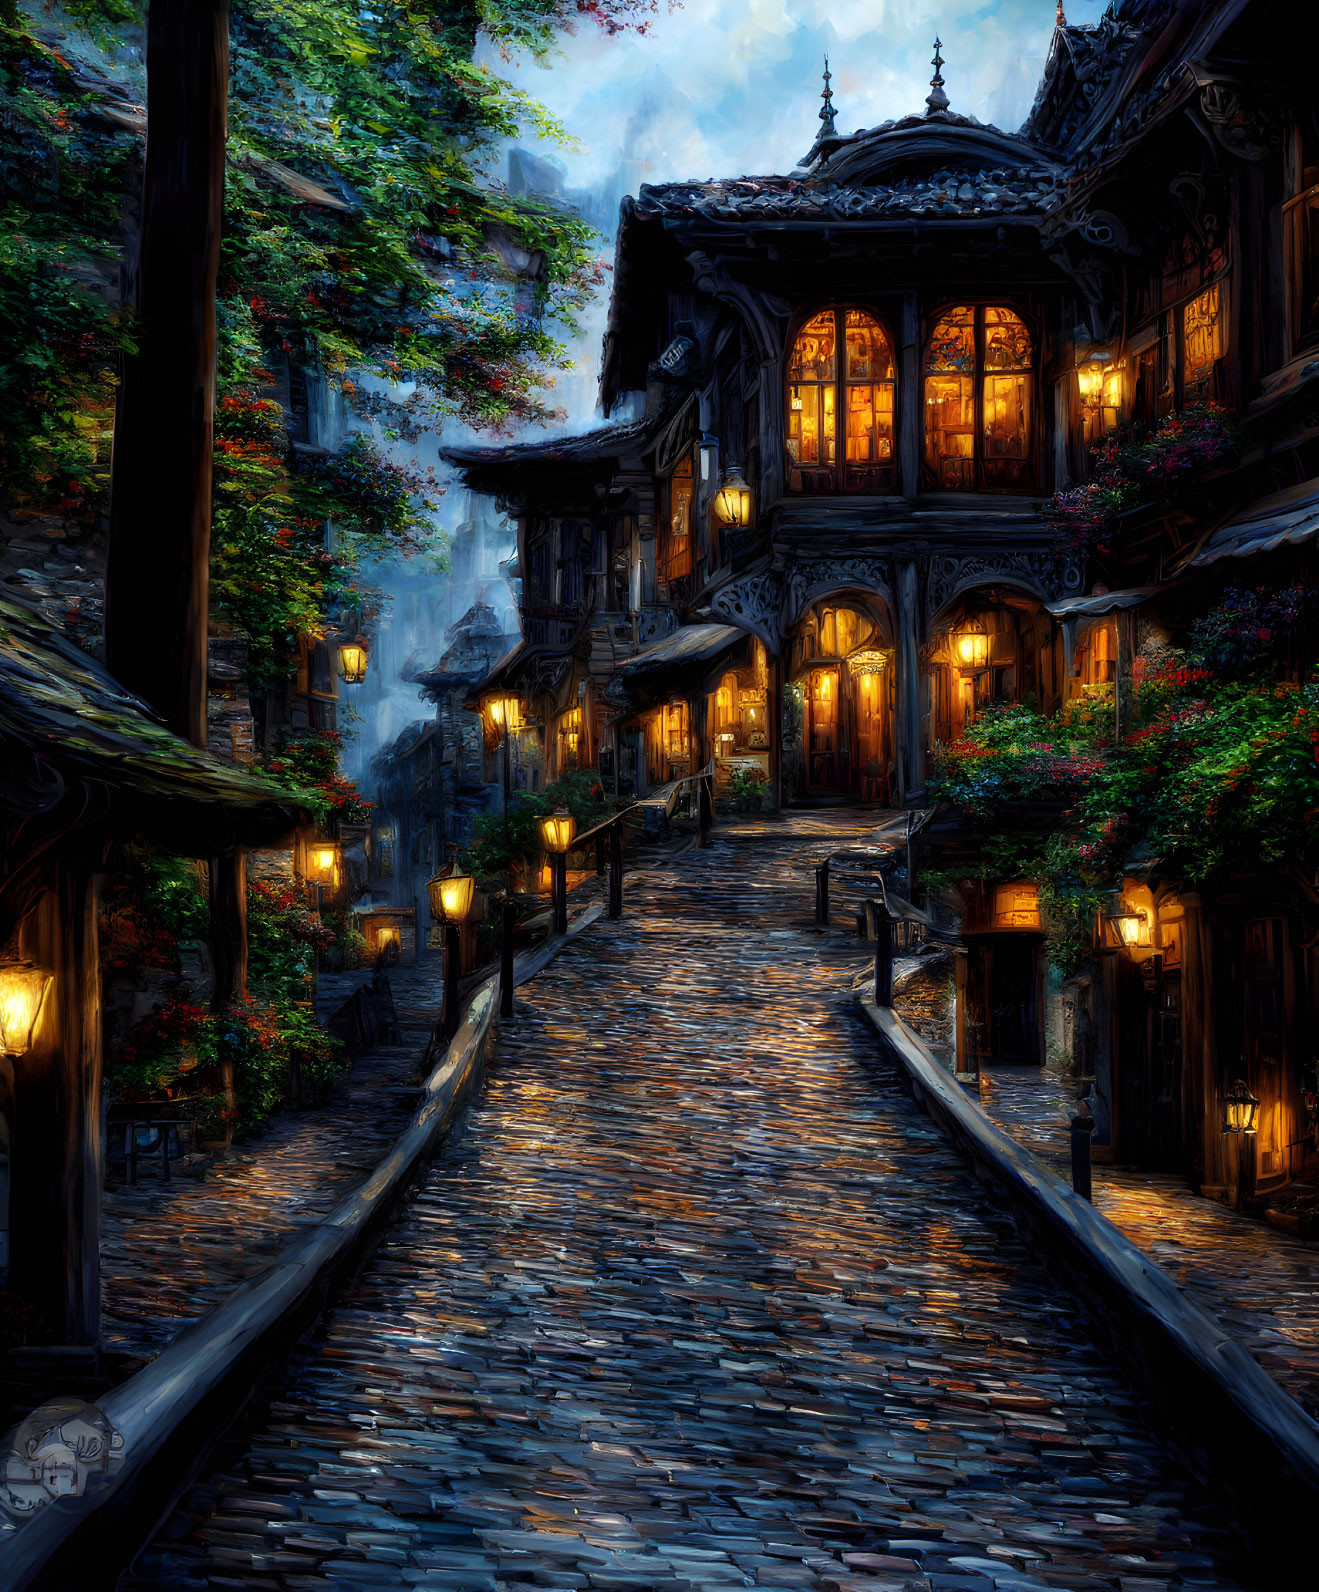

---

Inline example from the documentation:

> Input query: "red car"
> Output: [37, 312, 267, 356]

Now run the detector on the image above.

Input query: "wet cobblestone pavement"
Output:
[99, 966, 441, 1361]
[979, 1066, 1319, 1424]
[126, 814, 1254, 1592]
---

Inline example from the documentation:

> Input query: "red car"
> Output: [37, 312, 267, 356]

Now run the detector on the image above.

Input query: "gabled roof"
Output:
[0, 595, 310, 853]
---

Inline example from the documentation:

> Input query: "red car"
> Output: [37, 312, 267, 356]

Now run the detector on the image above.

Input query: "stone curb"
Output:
[0, 904, 605, 1591]
[861, 997, 1319, 1571]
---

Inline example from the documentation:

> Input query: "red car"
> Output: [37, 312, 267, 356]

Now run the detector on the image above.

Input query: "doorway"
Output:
[807, 667, 840, 789]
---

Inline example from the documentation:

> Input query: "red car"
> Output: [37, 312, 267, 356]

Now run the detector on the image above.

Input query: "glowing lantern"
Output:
[1103, 895, 1151, 948]
[713, 464, 753, 529]
[427, 871, 475, 924]
[538, 807, 577, 855]
[992, 882, 1041, 932]
[1077, 355, 1109, 402]
[307, 845, 340, 886]
[338, 638, 369, 685]
[955, 620, 989, 670]
[485, 694, 522, 734]
[1222, 1078, 1260, 1135]
[0, 961, 53, 1056]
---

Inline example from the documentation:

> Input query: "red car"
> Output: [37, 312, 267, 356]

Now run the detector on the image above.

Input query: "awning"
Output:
[1045, 587, 1160, 618]
[1179, 476, 1319, 569]
[619, 624, 747, 674]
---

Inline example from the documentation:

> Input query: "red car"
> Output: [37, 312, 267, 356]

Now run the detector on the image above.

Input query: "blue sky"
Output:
[483, 1, 1110, 193]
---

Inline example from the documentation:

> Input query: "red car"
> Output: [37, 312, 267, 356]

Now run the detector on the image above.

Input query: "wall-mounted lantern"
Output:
[713, 463, 753, 530]
[0, 961, 53, 1057]
[1077, 351, 1110, 403]
[992, 881, 1041, 932]
[338, 637, 370, 685]
[1102, 896, 1151, 949]
[955, 617, 989, 671]
[1222, 1077, 1260, 1136]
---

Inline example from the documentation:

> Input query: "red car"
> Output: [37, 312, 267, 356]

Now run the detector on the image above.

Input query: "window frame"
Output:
[922, 302, 1037, 494]
[785, 305, 898, 495]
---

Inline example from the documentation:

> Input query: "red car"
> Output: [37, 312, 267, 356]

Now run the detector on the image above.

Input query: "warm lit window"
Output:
[993, 881, 1041, 931]
[557, 706, 581, 770]
[665, 699, 689, 762]
[787, 308, 896, 493]
[661, 453, 694, 581]
[1182, 285, 1223, 399]
[924, 305, 1034, 491]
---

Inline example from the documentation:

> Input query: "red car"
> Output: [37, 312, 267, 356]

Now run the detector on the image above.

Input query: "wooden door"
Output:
[808, 668, 840, 789]
[989, 936, 1042, 1065]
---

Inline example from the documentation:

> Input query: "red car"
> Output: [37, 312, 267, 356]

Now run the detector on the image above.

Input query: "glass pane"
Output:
[844, 380, 895, 464]
[924, 373, 974, 488]
[788, 384, 819, 464]
[818, 608, 838, 656]
[835, 608, 859, 656]
[926, 307, 975, 372]
[845, 310, 894, 380]
[984, 306, 1032, 370]
[822, 382, 835, 463]
[789, 311, 837, 381]
[1183, 284, 1222, 392]
[983, 373, 1029, 459]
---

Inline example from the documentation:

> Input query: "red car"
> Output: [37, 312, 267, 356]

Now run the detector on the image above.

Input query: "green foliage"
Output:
[459, 770, 613, 878]
[258, 728, 373, 823]
[928, 700, 1107, 824]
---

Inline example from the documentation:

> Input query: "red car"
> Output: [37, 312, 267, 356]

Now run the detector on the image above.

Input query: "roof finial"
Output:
[819, 55, 837, 139]
[1055, 1, 1067, 25]
[925, 37, 950, 116]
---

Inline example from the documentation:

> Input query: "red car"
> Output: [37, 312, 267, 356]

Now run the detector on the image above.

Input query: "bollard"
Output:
[552, 852, 568, 935]
[873, 907, 894, 1006]
[815, 858, 830, 925]
[1070, 1111, 1095, 1200]
[607, 823, 623, 919]
[500, 898, 516, 1019]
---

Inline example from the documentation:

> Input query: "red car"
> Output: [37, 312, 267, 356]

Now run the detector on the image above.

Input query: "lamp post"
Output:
[0, 961, 53, 1057]
[485, 694, 522, 889]
[1222, 1074, 1260, 1211]
[428, 869, 475, 1042]
[538, 805, 576, 935]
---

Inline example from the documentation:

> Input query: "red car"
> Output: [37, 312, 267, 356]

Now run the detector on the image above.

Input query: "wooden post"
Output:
[608, 822, 623, 919]
[595, 832, 606, 876]
[553, 853, 567, 935]
[896, 559, 924, 802]
[8, 862, 103, 1344]
[874, 906, 895, 1007]
[815, 858, 830, 925]
[444, 924, 461, 1042]
[500, 898, 515, 1019]
[104, 0, 230, 746]
[209, 850, 246, 1137]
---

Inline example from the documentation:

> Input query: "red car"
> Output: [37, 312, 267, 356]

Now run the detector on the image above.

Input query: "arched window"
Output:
[787, 309, 896, 493]
[924, 305, 1034, 491]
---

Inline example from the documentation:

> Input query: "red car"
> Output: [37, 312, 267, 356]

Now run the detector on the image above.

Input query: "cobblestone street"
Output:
[126, 817, 1254, 1592]
[978, 1066, 1319, 1423]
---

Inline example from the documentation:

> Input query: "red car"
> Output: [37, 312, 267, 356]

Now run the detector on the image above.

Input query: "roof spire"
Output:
[925, 37, 950, 116]
[819, 55, 837, 139]
[1055, 1, 1067, 25]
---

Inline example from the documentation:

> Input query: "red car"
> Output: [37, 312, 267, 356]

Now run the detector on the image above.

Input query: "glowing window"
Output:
[993, 881, 1041, 931]
[924, 305, 1034, 491]
[787, 309, 896, 493]
[1183, 285, 1223, 399]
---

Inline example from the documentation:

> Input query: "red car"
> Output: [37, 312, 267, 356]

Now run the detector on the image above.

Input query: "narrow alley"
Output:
[124, 818, 1252, 1592]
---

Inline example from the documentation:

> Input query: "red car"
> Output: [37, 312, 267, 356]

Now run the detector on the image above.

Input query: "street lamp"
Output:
[428, 869, 475, 1041]
[1222, 1075, 1260, 1212]
[484, 693, 523, 888]
[538, 806, 576, 934]
[713, 463, 753, 530]
[0, 961, 53, 1057]
[1101, 897, 1150, 950]
[337, 637, 370, 685]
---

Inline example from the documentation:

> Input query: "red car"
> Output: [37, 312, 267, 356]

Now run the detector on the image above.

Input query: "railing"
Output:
[497, 805, 635, 1018]
[665, 759, 716, 845]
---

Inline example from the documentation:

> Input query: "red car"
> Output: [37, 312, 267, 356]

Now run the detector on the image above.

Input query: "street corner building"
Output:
[445, 2, 1319, 1215]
